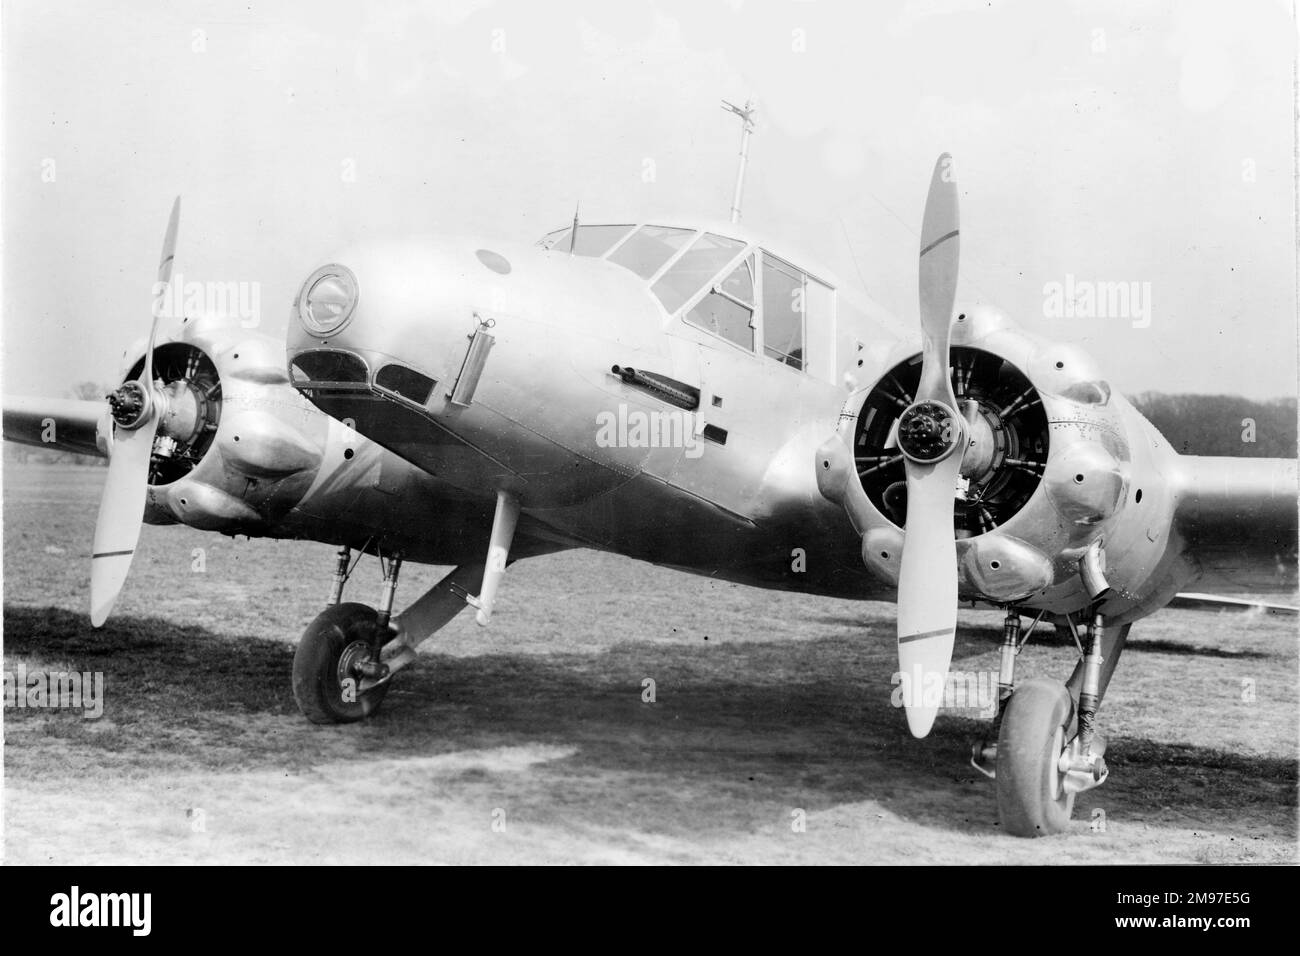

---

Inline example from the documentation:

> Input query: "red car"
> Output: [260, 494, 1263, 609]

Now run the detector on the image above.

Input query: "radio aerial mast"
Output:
[721, 97, 757, 224]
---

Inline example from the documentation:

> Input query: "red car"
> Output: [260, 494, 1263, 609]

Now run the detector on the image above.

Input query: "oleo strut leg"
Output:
[970, 607, 1023, 778]
[465, 490, 520, 627]
[995, 608, 1021, 719]
[1056, 613, 1132, 793]
[327, 546, 350, 606]
[373, 554, 403, 648]
[355, 554, 402, 683]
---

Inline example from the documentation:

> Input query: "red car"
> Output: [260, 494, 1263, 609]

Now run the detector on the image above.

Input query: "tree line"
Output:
[1128, 392, 1297, 458]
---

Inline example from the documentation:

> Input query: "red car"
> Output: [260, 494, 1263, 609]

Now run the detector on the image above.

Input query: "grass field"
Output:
[2, 462, 1297, 864]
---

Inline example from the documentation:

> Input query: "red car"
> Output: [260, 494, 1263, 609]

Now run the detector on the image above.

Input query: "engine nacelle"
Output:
[116, 314, 329, 535]
[818, 305, 1155, 616]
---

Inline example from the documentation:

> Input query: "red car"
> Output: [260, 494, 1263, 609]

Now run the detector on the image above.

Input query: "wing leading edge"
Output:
[3, 396, 110, 459]
[1173, 455, 1298, 595]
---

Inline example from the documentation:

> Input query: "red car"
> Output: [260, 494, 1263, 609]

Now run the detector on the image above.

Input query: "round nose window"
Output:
[476, 249, 512, 275]
[297, 264, 359, 336]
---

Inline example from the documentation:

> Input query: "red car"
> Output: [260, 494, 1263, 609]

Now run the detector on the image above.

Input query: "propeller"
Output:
[894, 155, 966, 737]
[90, 197, 181, 626]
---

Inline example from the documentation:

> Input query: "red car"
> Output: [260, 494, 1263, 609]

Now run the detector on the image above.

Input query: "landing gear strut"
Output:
[972, 603, 1129, 837]
[292, 547, 403, 725]
[292, 543, 496, 725]
[970, 607, 1046, 776]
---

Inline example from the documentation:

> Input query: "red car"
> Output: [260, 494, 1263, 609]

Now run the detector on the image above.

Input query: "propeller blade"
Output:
[916, 154, 960, 406]
[145, 197, 181, 388]
[91, 197, 179, 626]
[894, 153, 965, 738]
[90, 418, 158, 626]
[896, 452, 963, 737]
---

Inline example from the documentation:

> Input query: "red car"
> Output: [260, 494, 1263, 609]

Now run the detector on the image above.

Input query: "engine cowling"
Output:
[113, 314, 328, 534]
[818, 305, 1138, 612]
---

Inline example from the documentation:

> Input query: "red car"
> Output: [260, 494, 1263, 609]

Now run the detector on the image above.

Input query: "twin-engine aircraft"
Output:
[6, 149, 1295, 837]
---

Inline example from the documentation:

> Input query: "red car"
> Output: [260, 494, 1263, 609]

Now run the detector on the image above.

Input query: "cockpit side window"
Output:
[540, 224, 635, 257]
[685, 255, 755, 351]
[762, 253, 805, 369]
[650, 233, 746, 314]
[605, 226, 696, 279]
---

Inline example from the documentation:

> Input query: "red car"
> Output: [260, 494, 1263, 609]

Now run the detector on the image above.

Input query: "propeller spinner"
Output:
[895, 155, 966, 738]
[89, 197, 181, 626]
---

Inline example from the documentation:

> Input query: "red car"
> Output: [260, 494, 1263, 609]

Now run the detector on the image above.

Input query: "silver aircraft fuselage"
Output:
[283, 222, 1297, 624]
[287, 226, 901, 598]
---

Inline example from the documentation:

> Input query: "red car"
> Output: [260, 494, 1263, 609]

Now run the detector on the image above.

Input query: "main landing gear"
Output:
[291, 548, 403, 724]
[970, 606, 1131, 836]
[291, 492, 523, 724]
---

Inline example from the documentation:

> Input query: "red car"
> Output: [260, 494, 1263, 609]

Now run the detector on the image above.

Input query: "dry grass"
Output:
[2, 463, 1296, 864]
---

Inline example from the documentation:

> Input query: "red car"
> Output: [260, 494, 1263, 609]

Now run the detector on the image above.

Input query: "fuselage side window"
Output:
[802, 276, 835, 379]
[684, 255, 755, 351]
[762, 253, 805, 370]
[605, 225, 696, 279]
[650, 233, 746, 314]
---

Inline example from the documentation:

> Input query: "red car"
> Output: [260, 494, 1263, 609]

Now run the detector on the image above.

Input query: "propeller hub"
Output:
[107, 381, 152, 430]
[897, 400, 962, 464]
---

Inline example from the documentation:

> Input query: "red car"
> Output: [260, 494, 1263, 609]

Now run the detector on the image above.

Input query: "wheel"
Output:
[995, 677, 1076, 837]
[292, 602, 391, 724]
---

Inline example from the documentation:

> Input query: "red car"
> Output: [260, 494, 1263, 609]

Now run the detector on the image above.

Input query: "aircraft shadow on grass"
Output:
[4, 604, 1294, 837]
[1118, 637, 1276, 660]
[815, 613, 1279, 660]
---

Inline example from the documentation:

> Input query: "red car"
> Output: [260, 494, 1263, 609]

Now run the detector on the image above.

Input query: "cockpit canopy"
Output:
[539, 223, 834, 375]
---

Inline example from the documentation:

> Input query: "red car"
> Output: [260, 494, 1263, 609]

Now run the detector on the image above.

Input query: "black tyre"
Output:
[996, 677, 1076, 837]
[292, 602, 391, 724]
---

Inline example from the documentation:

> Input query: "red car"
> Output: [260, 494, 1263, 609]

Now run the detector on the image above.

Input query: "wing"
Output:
[1174, 455, 1298, 594]
[3, 396, 110, 458]
[1168, 592, 1298, 615]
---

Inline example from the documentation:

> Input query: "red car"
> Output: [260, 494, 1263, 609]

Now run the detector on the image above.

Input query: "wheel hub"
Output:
[336, 639, 374, 686]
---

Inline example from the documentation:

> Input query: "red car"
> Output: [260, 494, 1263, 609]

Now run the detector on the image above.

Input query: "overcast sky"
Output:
[3, 0, 1296, 400]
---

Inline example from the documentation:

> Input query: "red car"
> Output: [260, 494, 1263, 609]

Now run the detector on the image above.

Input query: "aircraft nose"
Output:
[286, 241, 508, 405]
[284, 234, 669, 507]
[284, 238, 560, 489]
